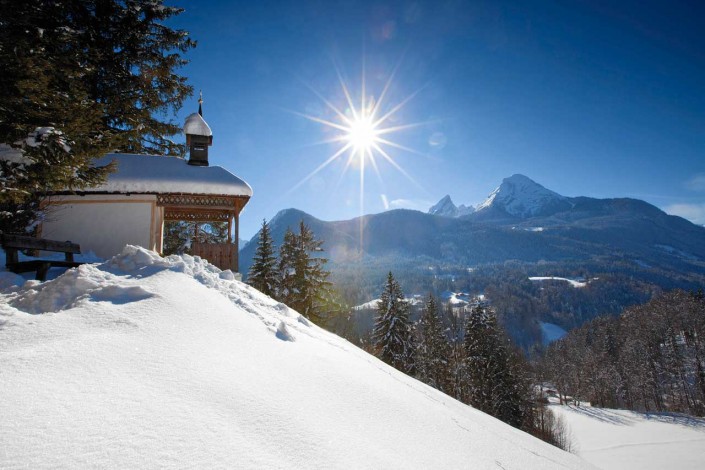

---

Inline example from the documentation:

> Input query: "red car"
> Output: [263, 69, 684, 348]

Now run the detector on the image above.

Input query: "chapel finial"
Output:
[198, 90, 203, 116]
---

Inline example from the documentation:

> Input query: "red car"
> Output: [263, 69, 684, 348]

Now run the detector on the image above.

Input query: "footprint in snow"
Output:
[275, 321, 295, 342]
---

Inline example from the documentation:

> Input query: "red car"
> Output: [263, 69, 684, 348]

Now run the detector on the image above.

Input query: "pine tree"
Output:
[464, 305, 501, 414]
[276, 221, 333, 324]
[277, 227, 297, 305]
[0, 0, 195, 232]
[463, 304, 526, 427]
[248, 219, 278, 297]
[373, 272, 415, 375]
[416, 294, 451, 392]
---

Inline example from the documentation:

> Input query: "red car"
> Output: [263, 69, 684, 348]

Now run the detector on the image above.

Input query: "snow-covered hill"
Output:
[552, 403, 705, 470]
[0, 246, 590, 469]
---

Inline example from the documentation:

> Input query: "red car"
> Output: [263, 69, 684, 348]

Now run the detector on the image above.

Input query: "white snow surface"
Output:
[183, 112, 213, 136]
[83, 153, 252, 197]
[476, 174, 567, 217]
[539, 322, 568, 344]
[530, 276, 588, 288]
[552, 404, 705, 470]
[0, 246, 590, 469]
[353, 294, 424, 311]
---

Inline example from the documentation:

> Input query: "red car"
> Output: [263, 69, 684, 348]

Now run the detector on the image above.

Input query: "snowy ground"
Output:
[539, 321, 568, 344]
[352, 294, 424, 311]
[0, 246, 590, 469]
[552, 404, 705, 470]
[529, 276, 588, 288]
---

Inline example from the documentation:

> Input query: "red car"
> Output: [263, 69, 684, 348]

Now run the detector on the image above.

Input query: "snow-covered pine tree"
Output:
[0, 0, 195, 232]
[248, 219, 278, 298]
[373, 272, 415, 375]
[444, 302, 468, 402]
[463, 304, 526, 427]
[416, 294, 451, 392]
[464, 305, 501, 414]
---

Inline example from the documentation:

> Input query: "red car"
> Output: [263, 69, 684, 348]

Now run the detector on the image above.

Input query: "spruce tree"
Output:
[277, 227, 297, 305]
[276, 221, 333, 324]
[248, 219, 278, 297]
[373, 272, 415, 375]
[464, 305, 501, 414]
[0, 0, 195, 232]
[464, 304, 526, 428]
[416, 294, 451, 392]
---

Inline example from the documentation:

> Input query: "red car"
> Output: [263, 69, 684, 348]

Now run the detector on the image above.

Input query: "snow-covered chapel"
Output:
[39, 98, 252, 272]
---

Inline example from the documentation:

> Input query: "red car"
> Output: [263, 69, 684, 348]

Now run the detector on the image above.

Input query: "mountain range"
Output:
[242, 174, 705, 276]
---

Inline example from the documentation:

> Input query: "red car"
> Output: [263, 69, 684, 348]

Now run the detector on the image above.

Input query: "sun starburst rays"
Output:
[291, 64, 425, 207]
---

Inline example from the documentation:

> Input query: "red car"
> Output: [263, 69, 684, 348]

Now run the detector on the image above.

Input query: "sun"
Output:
[346, 114, 378, 155]
[288, 60, 428, 214]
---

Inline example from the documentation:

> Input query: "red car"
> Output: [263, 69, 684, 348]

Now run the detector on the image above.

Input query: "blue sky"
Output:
[167, 0, 705, 238]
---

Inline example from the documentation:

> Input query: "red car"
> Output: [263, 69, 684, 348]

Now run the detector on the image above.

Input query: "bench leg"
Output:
[36, 262, 51, 282]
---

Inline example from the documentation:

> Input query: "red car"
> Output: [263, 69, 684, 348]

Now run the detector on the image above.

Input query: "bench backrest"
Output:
[1, 234, 80, 254]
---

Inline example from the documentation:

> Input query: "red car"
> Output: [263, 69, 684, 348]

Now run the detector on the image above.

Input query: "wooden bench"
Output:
[1, 233, 83, 281]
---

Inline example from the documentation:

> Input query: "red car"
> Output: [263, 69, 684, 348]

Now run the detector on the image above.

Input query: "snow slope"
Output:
[0, 246, 590, 469]
[552, 404, 705, 470]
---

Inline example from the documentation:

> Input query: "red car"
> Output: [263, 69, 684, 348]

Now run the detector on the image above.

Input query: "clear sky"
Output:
[166, 0, 705, 238]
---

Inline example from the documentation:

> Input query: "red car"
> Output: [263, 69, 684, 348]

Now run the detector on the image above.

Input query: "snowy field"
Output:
[552, 404, 705, 470]
[529, 276, 588, 288]
[0, 246, 590, 469]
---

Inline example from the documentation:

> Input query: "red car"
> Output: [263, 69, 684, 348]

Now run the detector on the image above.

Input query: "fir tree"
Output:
[464, 304, 526, 427]
[416, 294, 451, 392]
[248, 219, 278, 297]
[277, 227, 297, 305]
[0, 0, 195, 232]
[276, 221, 333, 324]
[373, 272, 415, 375]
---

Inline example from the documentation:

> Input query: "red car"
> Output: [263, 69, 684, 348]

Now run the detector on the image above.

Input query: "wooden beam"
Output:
[1, 234, 80, 254]
[235, 213, 240, 272]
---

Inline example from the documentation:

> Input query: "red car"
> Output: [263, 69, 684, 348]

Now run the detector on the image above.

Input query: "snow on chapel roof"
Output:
[84, 153, 252, 197]
[183, 112, 213, 136]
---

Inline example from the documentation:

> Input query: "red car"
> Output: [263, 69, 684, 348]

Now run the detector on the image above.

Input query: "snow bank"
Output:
[0, 246, 591, 469]
[552, 404, 705, 470]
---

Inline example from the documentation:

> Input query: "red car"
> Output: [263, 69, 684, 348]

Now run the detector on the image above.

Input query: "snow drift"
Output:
[0, 246, 590, 469]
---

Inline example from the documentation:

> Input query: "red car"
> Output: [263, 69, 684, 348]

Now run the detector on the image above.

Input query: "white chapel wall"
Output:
[41, 195, 159, 259]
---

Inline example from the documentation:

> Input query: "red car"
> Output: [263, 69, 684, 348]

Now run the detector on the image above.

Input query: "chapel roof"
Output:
[81, 153, 252, 197]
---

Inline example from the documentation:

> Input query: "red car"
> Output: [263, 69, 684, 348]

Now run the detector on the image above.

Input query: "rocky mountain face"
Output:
[474, 174, 573, 218]
[428, 195, 473, 218]
[428, 174, 573, 220]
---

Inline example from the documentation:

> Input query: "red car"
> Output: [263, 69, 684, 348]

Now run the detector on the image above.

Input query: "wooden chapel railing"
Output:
[191, 242, 237, 272]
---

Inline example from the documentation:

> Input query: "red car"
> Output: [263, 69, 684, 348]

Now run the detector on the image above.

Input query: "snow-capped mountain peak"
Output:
[428, 195, 458, 217]
[428, 195, 474, 218]
[476, 174, 571, 218]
